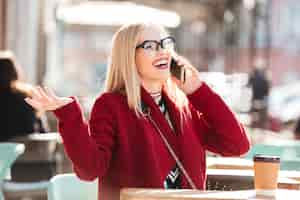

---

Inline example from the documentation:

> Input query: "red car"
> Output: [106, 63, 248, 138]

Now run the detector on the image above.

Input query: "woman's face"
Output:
[135, 26, 175, 85]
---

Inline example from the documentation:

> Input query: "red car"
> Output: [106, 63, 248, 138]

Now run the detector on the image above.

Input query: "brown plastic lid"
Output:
[253, 154, 280, 163]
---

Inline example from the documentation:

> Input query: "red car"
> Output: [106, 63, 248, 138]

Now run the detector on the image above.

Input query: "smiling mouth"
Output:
[153, 60, 169, 69]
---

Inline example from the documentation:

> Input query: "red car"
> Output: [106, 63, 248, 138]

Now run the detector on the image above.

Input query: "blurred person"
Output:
[294, 118, 300, 140]
[248, 59, 271, 129]
[0, 51, 46, 141]
[25, 23, 250, 200]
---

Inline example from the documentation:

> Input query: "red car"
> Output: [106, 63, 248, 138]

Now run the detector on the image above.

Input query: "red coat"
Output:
[54, 83, 250, 200]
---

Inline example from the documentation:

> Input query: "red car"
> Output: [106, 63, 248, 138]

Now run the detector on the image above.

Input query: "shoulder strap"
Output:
[143, 108, 198, 190]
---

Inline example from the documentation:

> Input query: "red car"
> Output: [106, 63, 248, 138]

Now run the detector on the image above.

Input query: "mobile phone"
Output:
[170, 58, 186, 83]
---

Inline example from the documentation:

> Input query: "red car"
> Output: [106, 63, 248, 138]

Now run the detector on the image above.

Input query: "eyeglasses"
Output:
[136, 36, 176, 56]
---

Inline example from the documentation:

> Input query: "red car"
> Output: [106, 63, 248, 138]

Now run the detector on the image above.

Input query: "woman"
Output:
[26, 23, 250, 200]
[0, 51, 46, 141]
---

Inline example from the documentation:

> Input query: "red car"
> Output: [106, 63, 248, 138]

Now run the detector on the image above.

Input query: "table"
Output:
[207, 157, 253, 170]
[9, 132, 61, 162]
[206, 156, 300, 181]
[3, 133, 61, 199]
[207, 169, 300, 190]
[121, 188, 300, 200]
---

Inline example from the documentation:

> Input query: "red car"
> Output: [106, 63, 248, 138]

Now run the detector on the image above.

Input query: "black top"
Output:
[157, 95, 181, 189]
[248, 69, 270, 101]
[0, 90, 44, 141]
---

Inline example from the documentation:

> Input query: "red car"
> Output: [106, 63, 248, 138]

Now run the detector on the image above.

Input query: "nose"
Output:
[156, 48, 171, 57]
[155, 52, 170, 61]
[157, 45, 168, 53]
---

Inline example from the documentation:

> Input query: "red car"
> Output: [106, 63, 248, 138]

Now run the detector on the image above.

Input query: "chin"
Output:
[157, 76, 169, 84]
[157, 71, 169, 80]
[145, 71, 169, 83]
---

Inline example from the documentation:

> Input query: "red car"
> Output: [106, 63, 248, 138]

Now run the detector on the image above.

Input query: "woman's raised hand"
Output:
[171, 55, 203, 95]
[25, 86, 73, 112]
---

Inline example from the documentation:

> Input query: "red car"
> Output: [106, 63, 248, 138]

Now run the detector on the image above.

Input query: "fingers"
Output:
[31, 87, 43, 100]
[27, 85, 58, 107]
[171, 76, 182, 86]
[38, 86, 53, 102]
[25, 86, 70, 111]
[32, 86, 58, 101]
[172, 56, 185, 66]
[25, 97, 43, 110]
[175, 55, 199, 75]
[44, 86, 58, 101]
[186, 65, 199, 76]
[173, 55, 191, 68]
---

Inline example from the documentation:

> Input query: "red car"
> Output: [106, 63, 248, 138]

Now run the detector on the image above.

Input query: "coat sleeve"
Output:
[54, 94, 116, 181]
[187, 83, 250, 156]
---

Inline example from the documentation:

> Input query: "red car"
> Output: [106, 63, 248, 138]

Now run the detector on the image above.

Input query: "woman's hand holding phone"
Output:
[25, 86, 73, 112]
[170, 55, 203, 95]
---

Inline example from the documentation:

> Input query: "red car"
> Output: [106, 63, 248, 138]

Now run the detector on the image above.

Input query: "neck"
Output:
[141, 80, 162, 95]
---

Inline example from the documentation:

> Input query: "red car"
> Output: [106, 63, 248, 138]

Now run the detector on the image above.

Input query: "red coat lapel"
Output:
[140, 86, 180, 157]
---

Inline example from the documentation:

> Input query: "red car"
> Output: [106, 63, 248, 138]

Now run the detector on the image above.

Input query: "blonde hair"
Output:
[104, 22, 190, 118]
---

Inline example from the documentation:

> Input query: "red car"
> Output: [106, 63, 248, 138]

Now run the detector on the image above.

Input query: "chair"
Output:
[47, 173, 98, 200]
[2, 133, 59, 200]
[8, 133, 59, 181]
[0, 143, 25, 200]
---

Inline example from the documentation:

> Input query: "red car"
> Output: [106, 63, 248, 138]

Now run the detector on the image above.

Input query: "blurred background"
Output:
[1, 0, 300, 199]
[1, 0, 300, 130]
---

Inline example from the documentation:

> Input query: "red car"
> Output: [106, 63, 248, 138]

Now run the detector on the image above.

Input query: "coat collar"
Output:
[140, 85, 182, 156]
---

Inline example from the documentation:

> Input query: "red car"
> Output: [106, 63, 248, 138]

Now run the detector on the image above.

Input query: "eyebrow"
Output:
[140, 40, 160, 44]
[136, 36, 175, 49]
[139, 36, 172, 44]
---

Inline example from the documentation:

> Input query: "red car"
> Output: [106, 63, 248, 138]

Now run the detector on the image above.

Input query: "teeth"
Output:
[154, 60, 168, 66]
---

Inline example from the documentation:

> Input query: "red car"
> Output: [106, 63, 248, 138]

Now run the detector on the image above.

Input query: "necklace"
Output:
[150, 91, 161, 96]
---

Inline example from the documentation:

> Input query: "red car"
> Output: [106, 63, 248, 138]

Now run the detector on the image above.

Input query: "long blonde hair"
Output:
[104, 22, 190, 117]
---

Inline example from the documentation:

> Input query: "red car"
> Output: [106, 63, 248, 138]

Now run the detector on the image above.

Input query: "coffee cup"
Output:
[253, 154, 280, 196]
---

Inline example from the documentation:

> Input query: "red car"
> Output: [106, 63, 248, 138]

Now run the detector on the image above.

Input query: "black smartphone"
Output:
[170, 58, 186, 83]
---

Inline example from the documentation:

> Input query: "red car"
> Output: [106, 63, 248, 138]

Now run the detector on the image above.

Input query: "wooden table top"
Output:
[10, 132, 61, 142]
[120, 188, 300, 200]
[207, 169, 300, 190]
[206, 157, 300, 179]
[207, 157, 254, 170]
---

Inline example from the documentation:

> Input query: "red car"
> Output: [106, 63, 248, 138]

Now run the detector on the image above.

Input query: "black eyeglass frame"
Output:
[136, 36, 176, 51]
